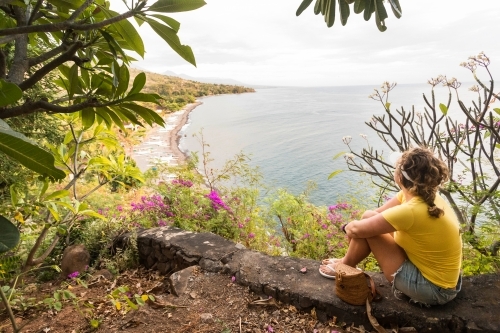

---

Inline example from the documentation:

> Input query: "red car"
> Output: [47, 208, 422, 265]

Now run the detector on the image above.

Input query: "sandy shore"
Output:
[131, 102, 202, 172]
[168, 102, 202, 164]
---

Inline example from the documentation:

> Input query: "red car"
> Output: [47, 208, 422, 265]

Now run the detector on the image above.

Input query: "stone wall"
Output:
[117, 226, 500, 333]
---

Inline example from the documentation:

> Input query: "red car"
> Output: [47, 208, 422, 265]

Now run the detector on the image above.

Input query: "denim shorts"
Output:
[392, 260, 462, 306]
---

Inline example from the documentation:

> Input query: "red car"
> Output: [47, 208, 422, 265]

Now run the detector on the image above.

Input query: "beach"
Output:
[131, 102, 202, 172]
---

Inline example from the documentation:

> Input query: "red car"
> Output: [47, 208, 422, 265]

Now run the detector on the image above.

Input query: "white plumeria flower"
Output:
[344, 153, 355, 160]
[342, 136, 352, 144]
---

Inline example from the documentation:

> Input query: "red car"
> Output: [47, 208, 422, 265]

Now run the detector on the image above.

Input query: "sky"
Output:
[111, 0, 500, 87]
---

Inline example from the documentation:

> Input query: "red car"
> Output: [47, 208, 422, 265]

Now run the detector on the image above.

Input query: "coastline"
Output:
[131, 101, 202, 172]
[168, 101, 202, 164]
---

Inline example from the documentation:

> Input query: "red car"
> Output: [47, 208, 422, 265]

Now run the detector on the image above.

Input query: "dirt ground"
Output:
[0, 267, 362, 333]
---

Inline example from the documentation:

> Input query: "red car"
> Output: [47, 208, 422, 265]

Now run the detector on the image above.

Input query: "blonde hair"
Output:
[398, 147, 449, 217]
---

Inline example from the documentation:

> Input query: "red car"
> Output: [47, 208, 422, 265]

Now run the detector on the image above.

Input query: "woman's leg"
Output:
[321, 233, 406, 282]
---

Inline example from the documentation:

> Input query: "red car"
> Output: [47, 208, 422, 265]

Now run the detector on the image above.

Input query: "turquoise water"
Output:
[179, 84, 478, 207]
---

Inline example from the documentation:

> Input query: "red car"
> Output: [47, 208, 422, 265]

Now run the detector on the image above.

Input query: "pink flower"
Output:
[231, 276, 236, 282]
[267, 325, 274, 332]
[67, 271, 79, 279]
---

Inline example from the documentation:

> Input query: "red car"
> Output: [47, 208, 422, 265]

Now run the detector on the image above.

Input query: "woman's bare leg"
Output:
[320, 233, 406, 282]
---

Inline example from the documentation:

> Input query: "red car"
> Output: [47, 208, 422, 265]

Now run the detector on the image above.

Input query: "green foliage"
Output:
[0, 119, 65, 180]
[297, 0, 402, 31]
[1, 285, 37, 312]
[0, 0, 207, 176]
[43, 289, 77, 312]
[108, 285, 153, 313]
[0, 215, 20, 253]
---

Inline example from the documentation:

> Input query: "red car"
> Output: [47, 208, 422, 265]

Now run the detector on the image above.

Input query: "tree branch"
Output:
[0, 35, 19, 44]
[0, 49, 6, 79]
[18, 41, 83, 91]
[9, 6, 28, 84]
[27, 43, 66, 67]
[0, 97, 107, 118]
[68, 0, 93, 22]
[28, 0, 43, 26]
[0, 10, 137, 36]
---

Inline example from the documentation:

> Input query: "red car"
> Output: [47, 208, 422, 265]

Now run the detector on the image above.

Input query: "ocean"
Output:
[179, 84, 478, 207]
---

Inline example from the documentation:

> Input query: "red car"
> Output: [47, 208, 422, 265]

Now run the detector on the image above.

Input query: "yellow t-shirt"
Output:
[382, 191, 462, 289]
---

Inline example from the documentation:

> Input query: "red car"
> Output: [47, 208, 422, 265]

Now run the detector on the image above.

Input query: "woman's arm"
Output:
[360, 195, 401, 219]
[344, 213, 396, 239]
[375, 195, 401, 213]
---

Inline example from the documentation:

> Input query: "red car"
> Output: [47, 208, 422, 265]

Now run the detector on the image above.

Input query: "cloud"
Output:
[112, 0, 500, 86]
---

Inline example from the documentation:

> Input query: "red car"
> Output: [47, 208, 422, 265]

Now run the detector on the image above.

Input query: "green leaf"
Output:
[439, 103, 448, 116]
[49, 0, 85, 10]
[123, 93, 161, 103]
[47, 205, 61, 222]
[493, 108, 500, 115]
[9, 185, 19, 206]
[495, 144, 500, 150]
[353, 0, 366, 14]
[388, 0, 402, 18]
[338, 0, 350, 26]
[332, 151, 347, 159]
[121, 103, 165, 126]
[364, 0, 374, 21]
[128, 73, 146, 96]
[296, 0, 314, 16]
[115, 64, 130, 97]
[0, 119, 66, 180]
[150, 14, 180, 32]
[112, 106, 143, 126]
[146, 18, 196, 66]
[68, 64, 79, 99]
[102, 9, 145, 58]
[81, 108, 96, 129]
[44, 190, 70, 201]
[54, 301, 62, 311]
[0, 79, 22, 107]
[325, 0, 336, 27]
[148, 0, 206, 13]
[328, 170, 343, 179]
[314, 0, 321, 15]
[0, 215, 20, 253]
[385, 102, 391, 110]
[99, 107, 126, 132]
[78, 210, 106, 219]
[90, 319, 100, 328]
[374, 0, 387, 32]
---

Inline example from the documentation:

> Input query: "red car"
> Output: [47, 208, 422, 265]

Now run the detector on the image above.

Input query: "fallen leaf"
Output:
[249, 297, 279, 308]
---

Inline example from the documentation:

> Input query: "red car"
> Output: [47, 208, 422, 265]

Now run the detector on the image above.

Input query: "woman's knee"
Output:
[361, 210, 379, 219]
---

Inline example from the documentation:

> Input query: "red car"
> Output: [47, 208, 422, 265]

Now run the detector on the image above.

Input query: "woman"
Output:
[320, 147, 462, 306]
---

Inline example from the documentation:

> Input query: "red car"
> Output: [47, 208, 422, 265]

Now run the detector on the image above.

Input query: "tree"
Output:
[296, 0, 402, 31]
[338, 52, 500, 262]
[0, 0, 206, 177]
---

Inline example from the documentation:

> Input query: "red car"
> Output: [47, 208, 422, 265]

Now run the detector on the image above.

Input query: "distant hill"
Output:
[162, 70, 246, 86]
[128, 68, 255, 112]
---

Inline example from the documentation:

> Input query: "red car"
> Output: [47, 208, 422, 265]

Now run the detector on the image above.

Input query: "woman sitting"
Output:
[320, 147, 462, 306]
